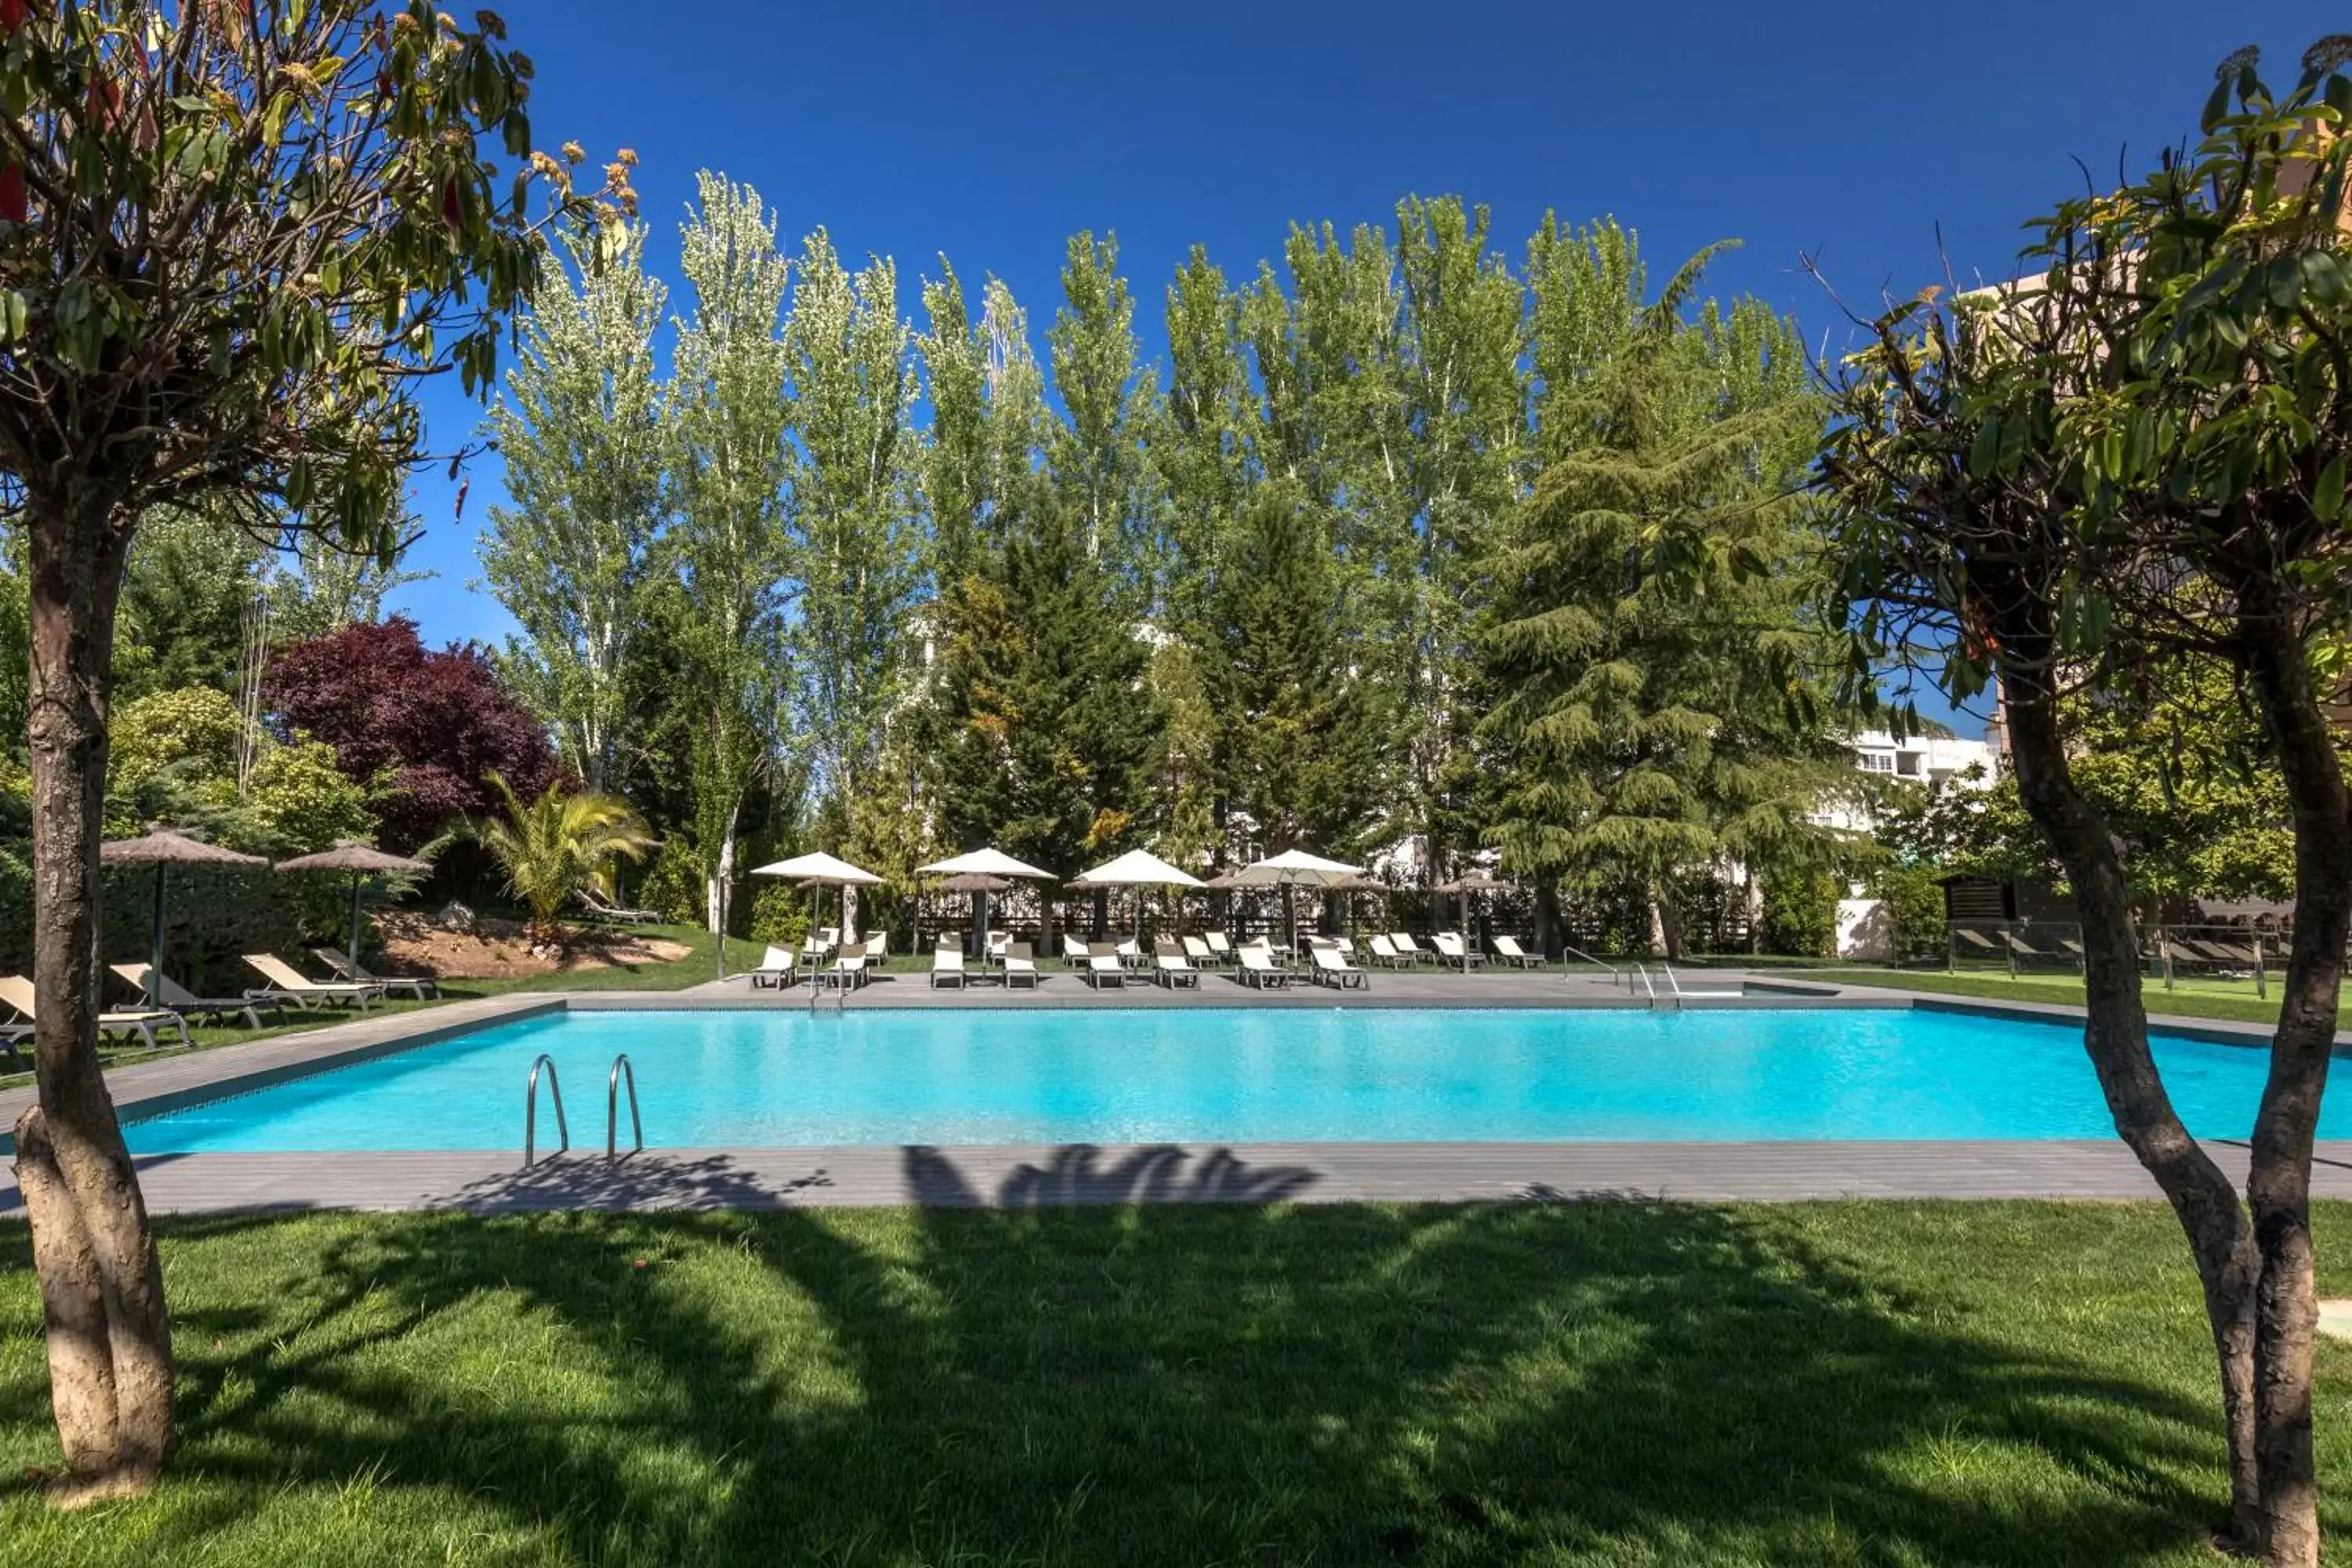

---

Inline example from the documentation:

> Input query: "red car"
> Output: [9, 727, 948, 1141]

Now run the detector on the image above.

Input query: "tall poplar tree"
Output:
[784, 229, 921, 806]
[668, 174, 795, 929]
[1047, 233, 1164, 590]
[481, 220, 669, 789]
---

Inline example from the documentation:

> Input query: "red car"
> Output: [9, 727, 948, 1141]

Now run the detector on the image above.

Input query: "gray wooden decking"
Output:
[0, 972, 2330, 1214]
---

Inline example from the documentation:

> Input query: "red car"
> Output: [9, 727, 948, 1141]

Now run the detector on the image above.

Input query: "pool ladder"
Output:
[523, 1052, 644, 1166]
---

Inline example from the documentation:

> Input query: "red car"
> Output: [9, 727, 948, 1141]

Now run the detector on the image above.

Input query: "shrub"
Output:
[746, 881, 811, 948]
[1871, 862, 1950, 963]
[1759, 869, 1838, 958]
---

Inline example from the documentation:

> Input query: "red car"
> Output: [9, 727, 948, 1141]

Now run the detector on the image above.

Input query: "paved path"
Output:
[20, 1138, 2352, 1214]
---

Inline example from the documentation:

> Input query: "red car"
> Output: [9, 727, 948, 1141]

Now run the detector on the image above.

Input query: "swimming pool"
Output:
[120, 1006, 2332, 1151]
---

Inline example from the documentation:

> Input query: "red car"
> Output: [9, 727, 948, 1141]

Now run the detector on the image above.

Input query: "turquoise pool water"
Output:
[121, 1007, 2331, 1151]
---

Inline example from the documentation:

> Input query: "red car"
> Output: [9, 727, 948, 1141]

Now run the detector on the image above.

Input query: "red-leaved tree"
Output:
[264, 617, 560, 851]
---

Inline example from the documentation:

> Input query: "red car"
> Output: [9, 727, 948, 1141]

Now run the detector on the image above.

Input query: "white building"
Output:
[1812, 729, 2002, 834]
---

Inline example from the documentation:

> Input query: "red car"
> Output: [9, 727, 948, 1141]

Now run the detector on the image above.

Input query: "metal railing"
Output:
[608, 1053, 642, 1161]
[524, 1053, 568, 1167]
[1555, 943, 1622, 985]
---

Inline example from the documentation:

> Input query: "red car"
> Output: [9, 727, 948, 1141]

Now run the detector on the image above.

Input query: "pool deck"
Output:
[3, 969, 2346, 1214]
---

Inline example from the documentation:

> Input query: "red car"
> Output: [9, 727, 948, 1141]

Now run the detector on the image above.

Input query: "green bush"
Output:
[1871, 862, 1950, 962]
[745, 881, 811, 948]
[635, 840, 706, 925]
[1759, 869, 1838, 958]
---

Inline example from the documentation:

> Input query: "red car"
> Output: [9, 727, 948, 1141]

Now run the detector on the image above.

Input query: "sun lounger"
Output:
[1237, 947, 1290, 989]
[1005, 942, 1040, 989]
[312, 948, 437, 1000]
[1065, 935, 1096, 967]
[1084, 953, 1126, 989]
[1116, 937, 1149, 971]
[110, 963, 267, 1029]
[819, 942, 871, 990]
[0, 974, 187, 1050]
[748, 945, 800, 989]
[931, 946, 966, 989]
[579, 889, 662, 924]
[1366, 934, 1410, 969]
[1952, 927, 2003, 955]
[1390, 932, 1436, 965]
[1154, 940, 1200, 989]
[1182, 935, 1219, 968]
[1492, 935, 1544, 970]
[1434, 933, 1486, 971]
[241, 953, 380, 1010]
[1203, 931, 1235, 962]
[1311, 945, 1367, 989]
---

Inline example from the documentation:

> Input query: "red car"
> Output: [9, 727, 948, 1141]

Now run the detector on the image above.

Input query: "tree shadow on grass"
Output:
[0, 1186, 2283, 1565]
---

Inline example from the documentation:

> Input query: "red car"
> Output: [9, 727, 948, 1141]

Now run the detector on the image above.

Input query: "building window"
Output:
[1896, 752, 1922, 777]
[1857, 751, 1895, 773]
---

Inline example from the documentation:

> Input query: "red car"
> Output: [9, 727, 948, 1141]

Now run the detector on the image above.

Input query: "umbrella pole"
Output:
[148, 864, 166, 1010]
[350, 873, 365, 970]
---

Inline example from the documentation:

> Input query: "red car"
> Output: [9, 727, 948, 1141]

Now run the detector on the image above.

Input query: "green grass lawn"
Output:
[1789, 967, 2301, 1026]
[0, 925, 771, 1092]
[3, 1200, 2350, 1565]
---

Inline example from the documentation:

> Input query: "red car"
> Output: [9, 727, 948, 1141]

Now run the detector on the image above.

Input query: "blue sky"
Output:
[385, 0, 2333, 736]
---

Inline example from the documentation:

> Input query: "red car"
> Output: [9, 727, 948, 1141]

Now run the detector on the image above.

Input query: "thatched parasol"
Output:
[1433, 869, 1514, 945]
[1319, 872, 1388, 942]
[277, 840, 433, 970]
[937, 871, 1014, 953]
[920, 850, 1057, 956]
[103, 828, 269, 1007]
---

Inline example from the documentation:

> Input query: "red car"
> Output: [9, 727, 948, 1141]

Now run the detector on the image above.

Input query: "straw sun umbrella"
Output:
[276, 840, 434, 972]
[1433, 868, 1512, 946]
[101, 827, 269, 1008]
[935, 872, 1011, 956]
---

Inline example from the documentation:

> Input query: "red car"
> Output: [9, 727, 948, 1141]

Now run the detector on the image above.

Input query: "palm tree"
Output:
[474, 772, 657, 947]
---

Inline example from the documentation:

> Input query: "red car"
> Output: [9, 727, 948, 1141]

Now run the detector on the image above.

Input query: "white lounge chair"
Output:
[1181, 935, 1218, 968]
[110, 963, 267, 1029]
[1084, 953, 1126, 989]
[313, 948, 437, 1000]
[931, 946, 966, 989]
[0, 974, 187, 1050]
[1237, 947, 1290, 989]
[863, 931, 890, 963]
[1390, 931, 1436, 965]
[579, 889, 662, 924]
[1311, 945, 1367, 989]
[819, 942, 871, 990]
[748, 945, 800, 989]
[242, 953, 380, 1010]
[1492, 935, 1544, 970]
[1433, 933, 1486, 972]
[1064, 934, 1095, 967]
[1154, 940, 1200, 989]
[1203, 931, 1236, 964]
[1367, 935, 1411, 969]
[1005, 942, 1040, 989]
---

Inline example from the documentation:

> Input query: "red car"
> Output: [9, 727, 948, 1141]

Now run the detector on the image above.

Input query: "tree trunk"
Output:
[13, 503, 174, 1501]
[2000, 641, 2262, 1551]
[706, 805, 738, 935]
[1653, 890, 1687, 962]
[2234, 597, 2352, 1568]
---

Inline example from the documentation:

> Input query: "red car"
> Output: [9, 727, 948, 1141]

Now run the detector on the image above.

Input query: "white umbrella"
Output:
[917, 847, 1058, 881]
[1073, 848, 1207, 946]
[1231, 848, 1366, 951]
[752, 851, 884, 957]
[918, 848, 1057, 956]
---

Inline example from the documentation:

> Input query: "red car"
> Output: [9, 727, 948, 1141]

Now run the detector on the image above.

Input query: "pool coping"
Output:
[0, 975, 2337, 1210]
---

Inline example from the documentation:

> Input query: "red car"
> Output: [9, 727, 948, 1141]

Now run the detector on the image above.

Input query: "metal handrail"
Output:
[1556, 943, 1621, 983]
[608, 1053, 643, 1160]
[524, 1053, 568, 1167]
[1632, 963, 1654, 1000]
[1661, 963, 1682, 998]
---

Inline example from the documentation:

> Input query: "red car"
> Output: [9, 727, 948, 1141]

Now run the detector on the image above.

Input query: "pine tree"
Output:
[930, 487, 1161, 881]
[1479, 222, 1843, 956]
[1194, 487, 1389, 857]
